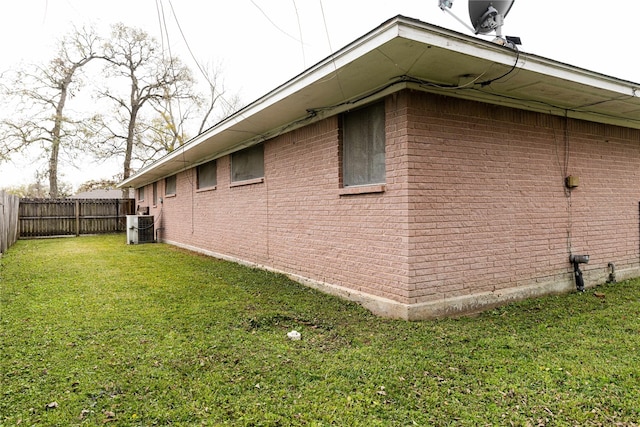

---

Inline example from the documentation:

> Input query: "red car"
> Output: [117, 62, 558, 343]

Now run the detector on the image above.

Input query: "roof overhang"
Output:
[119, 15, 640, 189]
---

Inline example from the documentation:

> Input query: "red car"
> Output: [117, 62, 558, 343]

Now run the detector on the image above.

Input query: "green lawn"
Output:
[1, 235, 639, 426]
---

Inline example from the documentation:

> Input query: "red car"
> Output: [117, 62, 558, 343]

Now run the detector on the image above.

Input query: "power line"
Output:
[155, 0, 185, 140]
[249, 0, 301, 42]
[154, 0, 166, 52]
[154, 0, 264, 163]
[292, 0, 306, 68]
[318, 0, 345, 101]
[164, 0, 239, 116]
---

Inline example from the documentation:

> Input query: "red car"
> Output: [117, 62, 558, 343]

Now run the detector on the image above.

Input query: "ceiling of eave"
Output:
[377, 36, 640, 127]
[120, 18, 640, 189]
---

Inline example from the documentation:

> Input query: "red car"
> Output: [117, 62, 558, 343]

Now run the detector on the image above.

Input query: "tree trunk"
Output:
[48, 138, 60, 198]
[123, 105, 139, 180]
[49, 77, 71, 198]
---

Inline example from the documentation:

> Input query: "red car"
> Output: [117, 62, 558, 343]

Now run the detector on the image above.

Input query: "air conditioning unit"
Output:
[126, 215, 155, 244]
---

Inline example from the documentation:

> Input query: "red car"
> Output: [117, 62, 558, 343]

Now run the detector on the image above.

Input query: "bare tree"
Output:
[141, 62, 244, 158]
[195, 62, 243, 134]
[0, 27, 100, 198]
[144, 88, 192, 155]
[96, 23, 195, 179]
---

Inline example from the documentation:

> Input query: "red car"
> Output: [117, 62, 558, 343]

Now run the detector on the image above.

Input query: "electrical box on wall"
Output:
[565, 175, 579, 188]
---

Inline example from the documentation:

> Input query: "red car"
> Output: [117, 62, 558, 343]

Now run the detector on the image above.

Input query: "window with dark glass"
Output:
[138, 187, 144, 201]
[165, 175, 177, 195]
[197, 160, 217, 189]
[342, 101, 386, 187]
[231, 144, 264, 182]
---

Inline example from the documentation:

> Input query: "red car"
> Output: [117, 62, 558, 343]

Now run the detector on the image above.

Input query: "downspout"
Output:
[155, 197, 164, 242]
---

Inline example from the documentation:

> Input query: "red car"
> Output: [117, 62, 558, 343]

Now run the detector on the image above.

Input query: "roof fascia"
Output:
[119, 16, 640, 189]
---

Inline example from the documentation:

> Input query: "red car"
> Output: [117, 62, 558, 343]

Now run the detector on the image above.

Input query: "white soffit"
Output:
[120, 16, 640, 189]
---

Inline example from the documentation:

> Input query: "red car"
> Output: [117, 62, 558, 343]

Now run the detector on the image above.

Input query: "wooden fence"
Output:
[1, 191, 20, 254]
[19, 198, 135, 238]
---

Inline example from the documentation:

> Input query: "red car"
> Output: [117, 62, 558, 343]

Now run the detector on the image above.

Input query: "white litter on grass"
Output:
[287, 330, 301, 340]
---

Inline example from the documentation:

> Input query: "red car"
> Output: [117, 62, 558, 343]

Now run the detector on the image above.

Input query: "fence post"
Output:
[75, 199, 80, 237]
[1, 197, 4, 254]
[1, 191, 20, 254]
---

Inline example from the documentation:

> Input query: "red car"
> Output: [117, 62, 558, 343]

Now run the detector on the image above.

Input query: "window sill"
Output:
[164, 194, 176, 199]
[230, 177, 265, 188]
[196, 186, 217, 193]
[339, 184, 386, 196]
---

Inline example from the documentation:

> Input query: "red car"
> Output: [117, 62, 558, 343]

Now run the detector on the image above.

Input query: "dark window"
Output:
[231, 144, 264, 182]
[138, 187, 144, 201]
[197, 160, 217, 189]
[342, 101, 386, 187]
[165, 175, 177, 195]
[153, 182, 158, 205]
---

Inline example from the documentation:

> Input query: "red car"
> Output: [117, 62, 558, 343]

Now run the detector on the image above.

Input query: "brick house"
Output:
[119, 16, 640, 319]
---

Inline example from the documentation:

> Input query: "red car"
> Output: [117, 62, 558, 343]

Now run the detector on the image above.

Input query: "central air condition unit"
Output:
[126, 215, 155, 244]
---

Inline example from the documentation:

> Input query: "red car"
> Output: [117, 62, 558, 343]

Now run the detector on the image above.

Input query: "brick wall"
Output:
[137, 89, 640, 316]
[149, 95, 412, 303]
[160, 157, 269, 265]
[406, 91, 640, 304]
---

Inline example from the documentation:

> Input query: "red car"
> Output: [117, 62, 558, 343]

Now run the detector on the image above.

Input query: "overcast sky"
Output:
[2, 0, 638, 191]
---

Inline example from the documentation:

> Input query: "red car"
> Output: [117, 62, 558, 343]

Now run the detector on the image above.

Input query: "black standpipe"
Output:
[569, 254, 589, 292]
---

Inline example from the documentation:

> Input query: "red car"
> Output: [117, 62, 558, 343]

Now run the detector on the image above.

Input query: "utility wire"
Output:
[155, 0, 166, 52]
[477, 45, 520, 87]
[41, 0, 49, 25]
[249, 0, 301, 42]
[292, 0, 306, 68]
[318, 0, 345, 102]
[165, 0, 237, 114]
[156, 0, 194, 199]
[156, 0, 186, 147]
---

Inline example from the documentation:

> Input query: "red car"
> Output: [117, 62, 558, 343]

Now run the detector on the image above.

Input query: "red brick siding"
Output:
[163, 156, 269, 264]
[406, 91, 640, 303]
[265, 114, 409, 301]
[137, 89, 640, 310]
[149, 96, 412, 303]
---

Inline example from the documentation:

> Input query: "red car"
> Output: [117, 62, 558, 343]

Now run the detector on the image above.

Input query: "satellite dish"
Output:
[438, 0, 520, 48]
[468, 0, 514, 35]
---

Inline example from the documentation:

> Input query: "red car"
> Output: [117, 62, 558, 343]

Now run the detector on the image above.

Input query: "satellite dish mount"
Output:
[438, 0, 521, 48]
